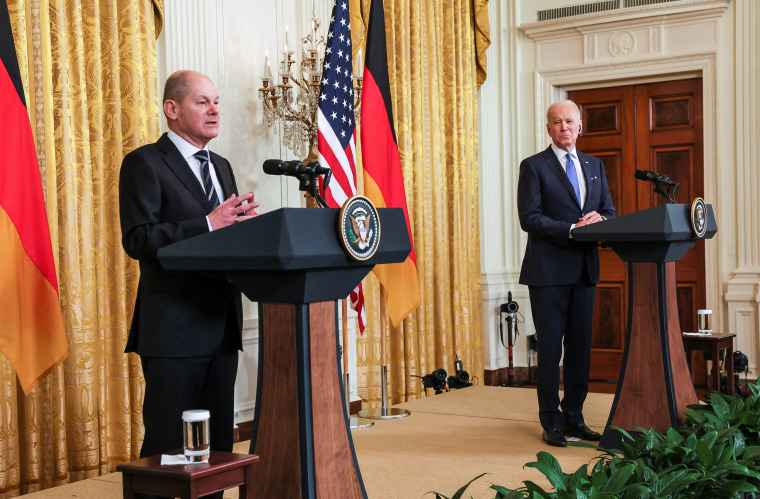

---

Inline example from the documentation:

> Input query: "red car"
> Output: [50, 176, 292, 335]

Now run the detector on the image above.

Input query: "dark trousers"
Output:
[529, 278, 596, 430]
[140, 352, 239, 458]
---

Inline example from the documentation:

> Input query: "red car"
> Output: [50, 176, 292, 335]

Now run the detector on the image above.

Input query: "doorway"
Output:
[568, 78, 705, 381]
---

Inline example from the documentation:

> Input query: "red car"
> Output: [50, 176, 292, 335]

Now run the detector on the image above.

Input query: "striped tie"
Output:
[194, 150, 220, 208]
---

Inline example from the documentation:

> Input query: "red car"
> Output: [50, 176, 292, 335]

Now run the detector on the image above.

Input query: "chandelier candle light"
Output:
[258, 18, 363, 162]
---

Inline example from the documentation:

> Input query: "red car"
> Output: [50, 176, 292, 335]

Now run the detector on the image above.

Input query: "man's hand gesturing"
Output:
[208, 192, 260, 230]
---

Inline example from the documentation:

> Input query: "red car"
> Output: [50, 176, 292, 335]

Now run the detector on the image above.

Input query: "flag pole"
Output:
[343, 298, 374, 429]
[343, 298, 349, 373]
[358, 287, 410, 420]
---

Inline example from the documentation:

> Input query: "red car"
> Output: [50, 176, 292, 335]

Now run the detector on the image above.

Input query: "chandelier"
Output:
[258, 18, 363, 162]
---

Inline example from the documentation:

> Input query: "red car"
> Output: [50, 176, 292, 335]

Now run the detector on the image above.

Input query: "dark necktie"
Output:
[565, 153, 581, 205]
[193, 150, 220, 208]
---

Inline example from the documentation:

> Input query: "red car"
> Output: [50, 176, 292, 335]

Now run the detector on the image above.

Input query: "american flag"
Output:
[318, 0, 366, 332]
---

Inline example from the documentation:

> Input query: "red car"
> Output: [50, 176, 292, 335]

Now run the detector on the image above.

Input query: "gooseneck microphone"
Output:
[634, 169, 679, 204]
[262, 159, 330, 176]
[634, 169, 678, 186]
[262, 159, 332, 208]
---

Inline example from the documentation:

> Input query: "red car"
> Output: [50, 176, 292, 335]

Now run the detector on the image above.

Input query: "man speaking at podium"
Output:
[119, 70, 259, 472]
[517, 100, 616, 448]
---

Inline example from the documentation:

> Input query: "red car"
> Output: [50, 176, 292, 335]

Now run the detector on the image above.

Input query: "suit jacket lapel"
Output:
[210, 151, 235, 199]
[157, 134, 214, 210]
[544, 146, 581, 208]
[577, 152, 593, 203]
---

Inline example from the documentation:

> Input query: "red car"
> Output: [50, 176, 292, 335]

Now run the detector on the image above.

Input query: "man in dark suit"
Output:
[119, 70, 259, 466]
[517, 100, 616, 447]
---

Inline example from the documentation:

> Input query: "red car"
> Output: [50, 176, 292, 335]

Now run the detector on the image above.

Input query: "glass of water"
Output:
[182, 409, 210, 463]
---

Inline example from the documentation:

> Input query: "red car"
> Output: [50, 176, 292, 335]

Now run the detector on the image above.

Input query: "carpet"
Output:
[23, 385, 614, 498]
[344, 386, 612, 498]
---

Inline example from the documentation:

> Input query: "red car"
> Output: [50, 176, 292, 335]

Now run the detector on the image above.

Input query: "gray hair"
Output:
[546, 100, 581, 123]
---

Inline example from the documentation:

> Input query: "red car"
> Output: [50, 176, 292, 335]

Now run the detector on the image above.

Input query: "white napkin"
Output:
[161, 454, 191, 465]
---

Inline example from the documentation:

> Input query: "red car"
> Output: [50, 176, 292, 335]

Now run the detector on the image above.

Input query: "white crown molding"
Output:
[522, 0, 730, 38]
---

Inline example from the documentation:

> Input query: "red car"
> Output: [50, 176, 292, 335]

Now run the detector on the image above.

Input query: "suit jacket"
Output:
[119, 133, 243, 357]
[517, 146, 616, 287]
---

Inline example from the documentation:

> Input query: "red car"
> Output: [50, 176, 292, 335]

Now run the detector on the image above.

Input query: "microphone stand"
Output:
[665, 181, 678, 204]
[499, 310, 517, 387]
[298, 168, 331, 208]
[652, 177, 679, 204]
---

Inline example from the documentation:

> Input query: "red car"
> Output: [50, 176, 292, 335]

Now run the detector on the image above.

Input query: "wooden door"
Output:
[569, 78, 704, 381]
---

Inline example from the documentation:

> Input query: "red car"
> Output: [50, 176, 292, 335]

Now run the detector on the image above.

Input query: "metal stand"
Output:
[357, 288, 410, 420]
[344, 373, 374, 429]
[339, 299, 373, 429]
[358, 366, 411, 420]
[498, 303, 517, 387]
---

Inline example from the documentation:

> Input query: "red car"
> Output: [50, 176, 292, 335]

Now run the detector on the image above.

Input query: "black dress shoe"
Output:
[561, 423, 601, 441]
[542, 428, 567, 447]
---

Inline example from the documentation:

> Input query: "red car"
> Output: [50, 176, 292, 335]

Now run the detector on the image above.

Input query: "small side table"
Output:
[117, 450, 259, 499]
[682, 332, 736, 395]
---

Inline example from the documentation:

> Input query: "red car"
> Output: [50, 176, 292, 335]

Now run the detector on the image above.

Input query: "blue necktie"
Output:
[565, 153, 581, 205]
[194, 150, 220, 208]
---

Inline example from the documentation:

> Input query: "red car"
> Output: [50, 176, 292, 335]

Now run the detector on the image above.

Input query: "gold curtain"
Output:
[350, 0, 487, 405]
[1, 0, 161, 495]
[473, 0, 490, 88]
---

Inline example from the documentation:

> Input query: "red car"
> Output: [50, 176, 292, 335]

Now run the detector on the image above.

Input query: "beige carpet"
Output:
[349, 386, 611, 498]
[24, 386, 613, 498]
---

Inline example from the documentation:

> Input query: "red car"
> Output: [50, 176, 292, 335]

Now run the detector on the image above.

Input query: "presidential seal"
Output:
[691, 197, 708, 238]
[339, 196, 381, 261]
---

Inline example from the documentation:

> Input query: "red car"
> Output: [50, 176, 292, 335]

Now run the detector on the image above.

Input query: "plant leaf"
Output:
[490, 485, 525, 499]
[526, 461, 566, 492]
[523, 480, 552, 498]
[720, 480, 758, 494]
[696, 438, 713, 467]
[428, 473, 487, 499]
[710, 394, 731, 419]
[601, 463, 635, 492]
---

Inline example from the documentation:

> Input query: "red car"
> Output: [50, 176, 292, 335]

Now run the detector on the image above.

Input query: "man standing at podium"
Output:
[517, 100, 616, 447]
[119, 70, 259, 473]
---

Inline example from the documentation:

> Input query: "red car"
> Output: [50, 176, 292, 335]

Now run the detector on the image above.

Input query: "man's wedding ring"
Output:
[235, 215, 239, 223]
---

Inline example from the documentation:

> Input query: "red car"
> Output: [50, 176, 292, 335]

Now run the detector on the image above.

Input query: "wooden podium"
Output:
[158, 208, 412, 498]
[573, 204, 717, 449]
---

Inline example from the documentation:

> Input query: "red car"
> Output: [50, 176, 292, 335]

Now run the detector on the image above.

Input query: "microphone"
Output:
[262, 159, 330, 176]
[634, 169, 659, 182]
[634, 169, 678, 186]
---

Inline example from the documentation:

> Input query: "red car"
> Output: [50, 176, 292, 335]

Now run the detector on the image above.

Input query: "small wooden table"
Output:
[682, 332, 736, 395]
[117, 450, 259, 499]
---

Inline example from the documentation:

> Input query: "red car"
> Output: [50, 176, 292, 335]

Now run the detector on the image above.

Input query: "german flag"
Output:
[0, 4, 68, 394]
[360, 0, 420, 327]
